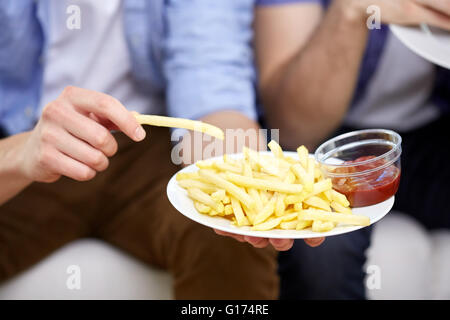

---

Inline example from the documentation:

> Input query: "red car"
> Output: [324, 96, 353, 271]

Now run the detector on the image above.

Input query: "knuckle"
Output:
[96, 95, 117, 110]
[41, 103, 57, 121]
[90, 151, 106, 168]
[40, 127, 56, 144]
[77, 168, 96, 182]
[94, 130, 109, 148]
[62, 85, 76, 98]
[108, 139, 119, 156]
[99, 156, 110, 171]
[42, 101, 66, 123]
[37, 147, 53, 168]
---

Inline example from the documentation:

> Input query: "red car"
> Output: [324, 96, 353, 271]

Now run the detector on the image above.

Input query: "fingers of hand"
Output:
[214, 229, 294, 251]
[36, 144, 96, 182]
[61, 86, 146, 141]
[63, 110, 118, 157]
[304, 237, 325, 247]
[269, 238, 294, 251]
[43, 102, 119, 157]
[38, 124, 108, 176]
[214, 230, 270, 248]
[50, 128, 110, 172]
[416, 0, 450, 16]
[244, 236, 270, 248]
[39, 100, 118, 179]
[410, 1, 450, 29]
[214, 229, 246, 242]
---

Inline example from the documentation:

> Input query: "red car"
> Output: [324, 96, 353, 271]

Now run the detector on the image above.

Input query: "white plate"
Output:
[390, 24, 450, 69]
[166, 152, 394, 239]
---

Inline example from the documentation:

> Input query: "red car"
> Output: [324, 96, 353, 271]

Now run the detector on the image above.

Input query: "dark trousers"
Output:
[278, 114, 450, 299]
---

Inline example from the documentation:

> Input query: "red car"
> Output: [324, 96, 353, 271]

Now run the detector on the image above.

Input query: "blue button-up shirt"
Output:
[0, 0, 257, 136]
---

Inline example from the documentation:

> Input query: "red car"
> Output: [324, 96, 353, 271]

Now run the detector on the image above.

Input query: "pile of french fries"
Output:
[176, 141, 370, 232]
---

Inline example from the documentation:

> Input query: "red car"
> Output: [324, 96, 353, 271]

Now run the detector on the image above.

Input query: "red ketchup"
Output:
[332, 156, 401, 207]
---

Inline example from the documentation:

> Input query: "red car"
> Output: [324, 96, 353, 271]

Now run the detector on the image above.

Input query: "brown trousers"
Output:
[0, 127, 279, 299]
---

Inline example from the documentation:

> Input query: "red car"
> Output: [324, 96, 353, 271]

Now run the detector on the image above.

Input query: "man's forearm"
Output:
[0, 132, 33, 205]
[200, 110, 265, 151]
[262, 0, 369, 150]
[180, 110, 265, 165]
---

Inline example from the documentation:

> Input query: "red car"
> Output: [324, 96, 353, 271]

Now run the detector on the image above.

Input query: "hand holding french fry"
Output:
[19, 86, 146, 183]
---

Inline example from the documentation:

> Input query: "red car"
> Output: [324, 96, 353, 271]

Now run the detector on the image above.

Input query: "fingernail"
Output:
[135, 126, 146, 141]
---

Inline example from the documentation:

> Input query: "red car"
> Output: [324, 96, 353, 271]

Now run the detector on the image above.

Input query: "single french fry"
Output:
[304, 196, 332, 212]
[275, 194, 286, 217]
[312, 220, 335, 232]
[331, 201, 352, 214]
[224, 204, 234, 216]
[211, 189, 226, 202]
[199, 170, 255, 210]
[280, 220, 298, 230]
[305, 179, 333, 198]
[243, 161, 263, 212]
[323, 190, 332, 202]
[178, 179, 217, 194]
[314, 168, 323, 180]
[254, 196, 277, 225]
[209, 209, 220, 216]
[299, 209, 370, 226]
[187, 188, 224, 213]
[307, 157, 315, 181]
[176, 172, 200, 181]
[291, 164, 314, 192]
[285, 194, 305, 205]
[213, 162, 242, 174]
[222, 195, 231, 205]
[252, 217, 282, 231]
[268, 140, 284, 158]
[297, 145, 309, 169]
[281, 212, 299, 222]
[259, 189, 270, 206]
[296, 219, 313, 230]
[284, 156, 297, 164]
[196, 159, 215, 169]
[252, 171, 281, 181]
[225, 172, 303, 194]
[231, 197, 250, 226]
[135, 114, 224, 140]
[317, 192, 330, 203]
[244, 147, 284, 177]
[331, 189, 351, 207]
[194, 201, 211, 214]
[242, 204, 256, 225]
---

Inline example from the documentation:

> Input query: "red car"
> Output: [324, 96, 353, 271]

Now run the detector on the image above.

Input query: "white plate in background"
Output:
[390, 24, 450, 69]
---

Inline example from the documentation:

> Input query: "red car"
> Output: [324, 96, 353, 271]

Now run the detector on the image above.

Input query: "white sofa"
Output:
[366, 212, 450, 299]
[0, 239, 173, 300]
[0, 212, 449, 300]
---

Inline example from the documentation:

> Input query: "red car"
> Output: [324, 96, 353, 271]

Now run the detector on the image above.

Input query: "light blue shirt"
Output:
[0, 0, 257, 135]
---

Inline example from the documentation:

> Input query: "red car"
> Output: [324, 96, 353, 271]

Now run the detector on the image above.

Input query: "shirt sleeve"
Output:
[0, 0, 41, 81]
[163, 0, 257, 121]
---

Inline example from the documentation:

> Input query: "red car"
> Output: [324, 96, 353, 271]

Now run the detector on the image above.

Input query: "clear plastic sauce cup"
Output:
[314, 129, 402, 207]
